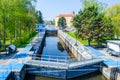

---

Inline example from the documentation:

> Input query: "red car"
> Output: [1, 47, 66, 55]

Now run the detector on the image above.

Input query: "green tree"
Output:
[58, 17, 66, 29]
[0, 0, 39, 50]
[105, 4, 120, 39]
[92, 14, 113, 46]
[50, 20, 55, 25]
[73, 0, 113, 46]
[38, 11, 44, 23]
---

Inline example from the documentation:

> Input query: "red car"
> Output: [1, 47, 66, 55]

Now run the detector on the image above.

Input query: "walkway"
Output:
[25, 60, 68, 69]
[24, 57, 103, 69]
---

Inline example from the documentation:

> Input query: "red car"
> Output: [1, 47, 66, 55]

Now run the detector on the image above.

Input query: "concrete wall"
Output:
[100, 64, 120, 80]
[58, 31, 120, 80]
[33, 33, 46, 54]
[10, 66, 26, 80]
[117, 69, 120, 80]
[58, 31, 85, 61]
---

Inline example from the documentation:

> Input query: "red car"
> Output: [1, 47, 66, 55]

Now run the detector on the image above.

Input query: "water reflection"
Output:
[57, 42, 64, 52]
[41, 36, 73, 61]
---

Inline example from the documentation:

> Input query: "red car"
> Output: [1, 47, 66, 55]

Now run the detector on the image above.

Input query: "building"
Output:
[55, 13, 74, 27]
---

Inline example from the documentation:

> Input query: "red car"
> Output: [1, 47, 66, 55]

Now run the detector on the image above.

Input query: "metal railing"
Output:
[30, 54, 75, 63]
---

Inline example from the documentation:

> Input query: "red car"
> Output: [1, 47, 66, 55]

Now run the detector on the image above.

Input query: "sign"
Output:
[36, 24, 45, 32]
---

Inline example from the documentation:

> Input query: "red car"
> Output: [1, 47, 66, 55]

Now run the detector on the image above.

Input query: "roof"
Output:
[103, 58, 120, 68]
[85, 46, 105, 56]
[56, 14, 74, 18]
[107, 40, 120, 45]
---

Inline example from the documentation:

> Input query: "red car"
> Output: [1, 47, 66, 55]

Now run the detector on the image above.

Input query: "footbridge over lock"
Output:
[24, 55, 104, 70]
[23, 54, 104, 79]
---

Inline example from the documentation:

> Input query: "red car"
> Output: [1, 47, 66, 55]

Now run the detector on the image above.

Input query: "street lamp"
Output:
[75, 33, 78, 46]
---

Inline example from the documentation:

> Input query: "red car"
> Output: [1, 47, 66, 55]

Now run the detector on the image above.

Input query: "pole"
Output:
[75, 34, 78, 46]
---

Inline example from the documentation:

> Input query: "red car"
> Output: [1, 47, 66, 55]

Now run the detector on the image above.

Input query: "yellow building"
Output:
[55, 13, 74, 27]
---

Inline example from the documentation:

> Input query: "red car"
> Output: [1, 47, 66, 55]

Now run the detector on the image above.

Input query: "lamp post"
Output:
[75, 33, 78, 46]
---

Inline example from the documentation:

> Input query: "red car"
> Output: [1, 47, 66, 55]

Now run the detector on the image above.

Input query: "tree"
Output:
[105, 4, 120, 39]
[50, 20, 55, 25]
[0, 0, 39, 50]
[73, 0, 114, 46]
[58, 17, 66, 29]
[38, 11, 44, 23]
[92, 14, 114, 46]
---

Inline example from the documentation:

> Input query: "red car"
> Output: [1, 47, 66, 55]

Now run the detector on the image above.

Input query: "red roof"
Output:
[56, 14, 74, 18]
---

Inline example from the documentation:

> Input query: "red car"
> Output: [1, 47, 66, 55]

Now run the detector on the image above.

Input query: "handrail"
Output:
[32, 56, 69, 63]
[32, 54, 76, 61]
[24, 57, 103, 69]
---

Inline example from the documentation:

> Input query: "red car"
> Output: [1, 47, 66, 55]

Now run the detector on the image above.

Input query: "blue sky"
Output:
[35, 0, 120, 21]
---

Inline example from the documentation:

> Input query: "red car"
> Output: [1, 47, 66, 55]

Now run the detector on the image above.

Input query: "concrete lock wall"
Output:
[35, 33, 46, 54]
[11, 66, 26, 80]
[58, 31, 120, 80]
[100, 66, 112, 80]
[117, 69, 120, 80]
[100, 64, 120, 80]
[58, 31, 84, 61]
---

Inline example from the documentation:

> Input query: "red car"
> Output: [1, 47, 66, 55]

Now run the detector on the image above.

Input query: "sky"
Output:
[35, 0, 120, 21]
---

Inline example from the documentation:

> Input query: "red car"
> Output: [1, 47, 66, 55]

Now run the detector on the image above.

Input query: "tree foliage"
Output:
[38, 11, 44, 23]
[105, 4, 120, 39]
[0, 0, 40, 49]
[73, 0, 113, 46]
[58, 17, 66, 29]
[50, 20, 55, 25]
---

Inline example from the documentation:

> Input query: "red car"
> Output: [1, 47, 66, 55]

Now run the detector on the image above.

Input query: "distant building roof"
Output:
[107, 40, 120, 45]
[56, 14, 74, 18]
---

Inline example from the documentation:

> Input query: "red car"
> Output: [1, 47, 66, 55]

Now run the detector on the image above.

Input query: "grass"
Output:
[66, 32, 97, 45]
[0, 32, 38, 50]
[17, 32, 38, 48]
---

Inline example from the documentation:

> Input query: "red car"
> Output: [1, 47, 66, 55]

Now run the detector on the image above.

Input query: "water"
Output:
[42, 36, 69, 57]
[41, 36, 75, 62]
[24, 36, 108, 80]
[25, 71, 108, 80]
